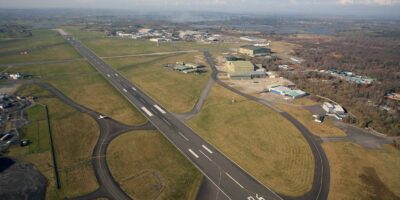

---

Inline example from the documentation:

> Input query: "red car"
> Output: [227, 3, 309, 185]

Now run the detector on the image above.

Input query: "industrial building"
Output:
[322, 102, 347, 120]
[267, 85, 307, 99]
[225, 61, 267, 80]
[239, 45, 271, 57]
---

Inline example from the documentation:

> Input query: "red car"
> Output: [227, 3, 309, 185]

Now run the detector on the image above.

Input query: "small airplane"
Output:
[98, 115, 108, 120]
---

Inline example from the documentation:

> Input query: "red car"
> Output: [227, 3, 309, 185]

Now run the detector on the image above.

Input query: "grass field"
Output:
[277, 104, 346, 137]
[0, 29, 80, 64]
[106, 53, 210, 113]
[9, 84, 100, 199]
[188, 84, 314, 196]
[323, 142, 400, 200]
[5, 61, 146, 125]
[107, 131, 202, 200]
[64, 27, 244, 57]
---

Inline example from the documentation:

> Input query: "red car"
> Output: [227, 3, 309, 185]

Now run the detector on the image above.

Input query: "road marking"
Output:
[131, 87, 137, 91]
[153, 104, 166, 114]
[141, 106, 153, 117]
[114, 73, 119, 77]
[162, 118, 171, 126]
[138, 98, 145, 103]
[178, 131, 189, 141]
[123, 89, 128, 93]
[106, 74, 110, 77]
[199, 150, 212, 161]
[202, 145, 213, 154]
[188, 149, 199, 158]
[225, 172, 244, 189]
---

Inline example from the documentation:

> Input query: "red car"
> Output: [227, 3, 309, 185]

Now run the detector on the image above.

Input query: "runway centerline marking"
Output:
[188, 149, 199, 158]
[178, 131, 189, 141]
[162, 117, 172, 126]
[226, 172, 244, 189]
[199, 150, 212, 161]
[202, 145, 213, 154]
[141, 106, 153, 117]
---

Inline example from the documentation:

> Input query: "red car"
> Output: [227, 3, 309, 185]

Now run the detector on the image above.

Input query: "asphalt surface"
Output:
[66, 36, 286, 200]
[38, 82, 155, 200]
[204, 51, 330, 200]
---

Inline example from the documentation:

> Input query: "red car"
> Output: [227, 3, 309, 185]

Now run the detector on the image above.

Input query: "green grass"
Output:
[0, 29, 80, 64]
[323, 142, 400, 200]
[106, 53, 210, 113]
[6, 61, 146, 125]
[18, 105, 50, 154]
[188, 84, 314, 196]
[64, 27, 245, 57]
[9, 84, 100, 199]
[107, 130, 202, 200]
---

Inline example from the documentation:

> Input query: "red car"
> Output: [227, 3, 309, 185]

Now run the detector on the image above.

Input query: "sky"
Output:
[1, 0, 400, 16]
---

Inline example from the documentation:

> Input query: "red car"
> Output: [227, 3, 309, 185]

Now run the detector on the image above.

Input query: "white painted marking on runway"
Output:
[162, 118, 171, 126]
[202, 145, 213, 154]
[114, 73, 119, 77]
[141, 107, 153, 117]
[225, 172, 244, 189]
[199, 150, 212, 161]
[188, 149, 199, 158]
[131, 87, 137, 91]
[123, 89, 128, 93]
[178, 132, 189, 141]
[107, 74, 110, 77]
[153, 105, 166, 114]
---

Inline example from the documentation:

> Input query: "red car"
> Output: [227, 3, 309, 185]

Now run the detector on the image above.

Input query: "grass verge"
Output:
[323, 142, 400, 200]
[107, 130, 202, 199]
[9, 84, 99, 199]
[106, 53, 210, 113]
[188, 84, 314, 196]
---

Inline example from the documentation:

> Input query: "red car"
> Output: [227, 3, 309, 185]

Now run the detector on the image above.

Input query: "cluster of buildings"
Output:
[113, 28, 221, 43]
[166, 62, 207, 74]
[324, 69, 374, 85]
[267, 85, 307, 99]
[0, 72, 32, 80]
[322, 102, 347, 120]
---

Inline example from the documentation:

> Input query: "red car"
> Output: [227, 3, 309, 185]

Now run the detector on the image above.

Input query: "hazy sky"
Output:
[1, 0, 400, 16]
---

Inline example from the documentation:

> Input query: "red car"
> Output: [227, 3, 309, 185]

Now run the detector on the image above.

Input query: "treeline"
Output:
[280, 32, 400, 136]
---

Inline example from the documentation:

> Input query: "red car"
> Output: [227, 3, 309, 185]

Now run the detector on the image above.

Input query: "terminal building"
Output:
[239, 45, 271, 57]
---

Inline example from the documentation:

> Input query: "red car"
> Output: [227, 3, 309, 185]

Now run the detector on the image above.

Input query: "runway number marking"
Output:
[225, 172, 244, 189]
[188, 149, 199, 158]
[141, 107, 153, 117]
[153, 105, 166, 114]
[202, 145, 213, 154]
[247, 194, 265, 200]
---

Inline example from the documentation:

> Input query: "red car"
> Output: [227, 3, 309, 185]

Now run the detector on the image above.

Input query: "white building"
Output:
[322, 102, 346, 119]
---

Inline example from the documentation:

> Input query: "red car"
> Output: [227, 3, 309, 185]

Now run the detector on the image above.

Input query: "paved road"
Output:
[66, 36, 285, 200]
[38, 82, 155, 200]
[203, 51, 330, 200]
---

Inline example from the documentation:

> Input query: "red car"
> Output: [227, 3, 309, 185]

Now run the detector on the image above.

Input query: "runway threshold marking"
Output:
[153, 104, 166, 114]
[123, 89, 128, 93]
[225, 172, 244, 189]
[199, 150, 212, 161]
[188, 149, 199, 158]
[141, 106, 153, 117]
[178, 131, 189, 141]
[114, 73, 119, 77]
[131, 87, 137, 91]
[202, 145, 213, 154]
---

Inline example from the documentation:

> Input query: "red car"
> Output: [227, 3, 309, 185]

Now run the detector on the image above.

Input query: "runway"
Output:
[65, 36, 284, 200]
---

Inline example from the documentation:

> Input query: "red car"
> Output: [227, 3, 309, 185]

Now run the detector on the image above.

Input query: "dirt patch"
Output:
[0, 82, 21, 94]
[359, 167, 400, 200]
